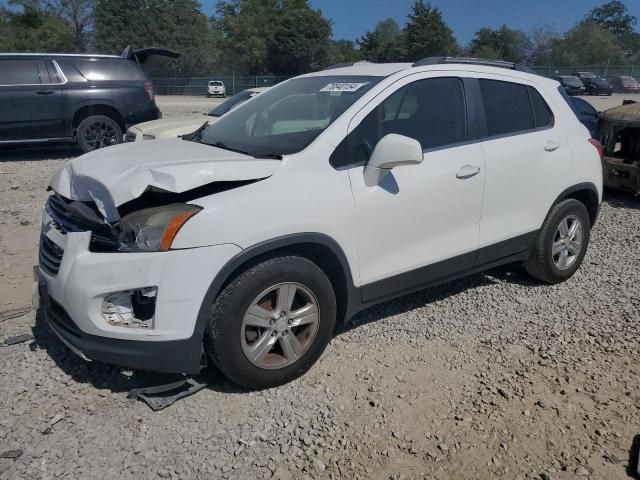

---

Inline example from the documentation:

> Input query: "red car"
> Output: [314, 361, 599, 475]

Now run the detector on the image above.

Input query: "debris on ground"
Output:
[3, 334, 34, 346]
[127, 375, 210, 411]
[0, 449, 23, 460]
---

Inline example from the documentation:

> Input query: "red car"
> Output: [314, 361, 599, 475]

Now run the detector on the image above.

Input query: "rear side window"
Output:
[71, 59, 147, 81]
[0, 59, 42, 85]
[528, 87, 554, 128]
[479, 79, 534, 137]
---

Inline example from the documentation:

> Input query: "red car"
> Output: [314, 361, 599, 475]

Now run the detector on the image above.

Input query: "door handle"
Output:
[544, 140, 561, 152]
[456, 164, 481, 179]
[36, 90, 54, 95]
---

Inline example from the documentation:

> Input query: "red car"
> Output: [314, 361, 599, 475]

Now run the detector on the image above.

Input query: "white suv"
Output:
[36, 58, 603, 389]
[207, 80, 226, 97]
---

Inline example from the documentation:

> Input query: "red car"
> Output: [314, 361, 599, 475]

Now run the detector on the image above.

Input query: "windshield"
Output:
[621, 76, 638, 85]
[578, 72, 596, 78]
[208, 91, 255, 117]
[200, 75, 382, 157]
[562, 77, 583, 87]
[593, 77, 610, 87]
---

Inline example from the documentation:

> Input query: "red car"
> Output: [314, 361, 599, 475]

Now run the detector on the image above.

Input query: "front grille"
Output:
[40, 234, 64, 276]
[45, 194, 119, 251]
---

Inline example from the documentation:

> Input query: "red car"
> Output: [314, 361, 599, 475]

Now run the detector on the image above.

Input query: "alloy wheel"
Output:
[552, 215, 583, 271]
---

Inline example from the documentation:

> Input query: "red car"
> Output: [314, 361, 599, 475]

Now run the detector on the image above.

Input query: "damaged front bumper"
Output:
[35, 217, 241, 373]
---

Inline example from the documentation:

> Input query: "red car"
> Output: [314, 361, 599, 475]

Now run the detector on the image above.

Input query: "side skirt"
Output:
[348, 230, 538, 318]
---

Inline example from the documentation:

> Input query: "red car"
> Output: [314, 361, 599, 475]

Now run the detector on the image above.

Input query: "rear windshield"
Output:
[209, 81, 223, 86]
[69, 59, 147, 81]
[621, 76, 638, 84]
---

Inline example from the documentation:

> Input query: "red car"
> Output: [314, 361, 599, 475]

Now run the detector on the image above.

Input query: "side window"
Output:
[0, 59, 42, 85]
[72, 60, 147, 81]
[528, 87, 554, 128]
[332, 77, 467, 167]
[479, 79, 534, 137]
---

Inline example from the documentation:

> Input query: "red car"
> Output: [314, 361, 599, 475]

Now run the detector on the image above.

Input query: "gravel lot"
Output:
[1, 94, 639, 480]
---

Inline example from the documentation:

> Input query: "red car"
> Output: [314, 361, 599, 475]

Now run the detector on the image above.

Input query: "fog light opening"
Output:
[102, 287, 157, 328]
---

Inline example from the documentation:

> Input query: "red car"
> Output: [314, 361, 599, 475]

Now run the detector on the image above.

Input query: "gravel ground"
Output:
[1, 94, 639, 480]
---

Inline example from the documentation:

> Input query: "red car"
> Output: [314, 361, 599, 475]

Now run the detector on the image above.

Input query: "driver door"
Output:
[344, 76, 486, 302]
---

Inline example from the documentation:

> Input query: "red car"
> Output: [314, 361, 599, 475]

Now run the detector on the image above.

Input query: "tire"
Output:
[525, 199, 591, 284]
[77, 115, 122, 153]
[205, 256, 337, 389]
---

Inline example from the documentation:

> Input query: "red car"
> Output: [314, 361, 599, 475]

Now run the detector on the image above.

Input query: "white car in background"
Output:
[125, 87, 269, 142]
[207, 80, 226, 97]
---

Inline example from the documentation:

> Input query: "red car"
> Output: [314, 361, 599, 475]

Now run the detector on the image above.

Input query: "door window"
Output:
[332, 77, 467, 167]
[0, 60, 42, 85]
[479, 79, 535, 137]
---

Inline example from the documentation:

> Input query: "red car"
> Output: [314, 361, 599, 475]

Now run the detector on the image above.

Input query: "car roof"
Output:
[300, 61, 548, 84]
[0, 52, 121, 59]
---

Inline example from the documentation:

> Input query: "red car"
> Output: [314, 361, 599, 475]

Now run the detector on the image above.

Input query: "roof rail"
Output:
[412, 57, 537, 75]
[323, 60, 371, 71]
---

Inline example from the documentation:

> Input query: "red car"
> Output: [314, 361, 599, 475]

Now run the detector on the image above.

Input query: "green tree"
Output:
[403, 1, 458, 60]
[548, 21, 625, 65]
[585, 0, 636, 36]
[328, 39, 361, 65]
[358, 19, 405, 62]
[268, 4, 331, 74]
[468, 25, 533, 63]
[94, 0, 211, 75]
[528, 24, 562, 65]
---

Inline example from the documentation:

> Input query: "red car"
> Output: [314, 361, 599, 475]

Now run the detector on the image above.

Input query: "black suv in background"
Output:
[0, 48, 177, 152]
[551, 75, 585, 96]
[606, 75, 640, 93]
[582, 76, 613, 96]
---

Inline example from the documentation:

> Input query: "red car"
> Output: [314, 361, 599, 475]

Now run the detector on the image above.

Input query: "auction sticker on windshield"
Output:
[320, 82, 369, 93]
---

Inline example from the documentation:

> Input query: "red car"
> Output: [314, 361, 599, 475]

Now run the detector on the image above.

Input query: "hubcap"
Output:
[552, 215, 583, 271]
[240, 283, 320, 370]
[84, 120, 118, 150]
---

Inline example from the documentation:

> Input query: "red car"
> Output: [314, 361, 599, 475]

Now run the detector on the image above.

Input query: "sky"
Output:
[200, 0, 640, 45]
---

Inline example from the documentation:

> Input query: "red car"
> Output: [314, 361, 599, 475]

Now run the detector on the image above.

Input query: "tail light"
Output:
[588, 138, 603, 159]
[144, 82, 154, 101]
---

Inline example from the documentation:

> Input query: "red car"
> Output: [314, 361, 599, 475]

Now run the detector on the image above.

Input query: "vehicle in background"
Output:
[207, 81, 226, 97]
[568, 97, 600, 136]
[582, 76, 613, 96]
[597, 101, 640, 194]
[0, 48, 178, 153]
[37, 57, 602, 389]
[575, 71, 598, 80]
[551, 75, 585, 96]
[606, 75, 640, 93]
[125, 87, 269, 141]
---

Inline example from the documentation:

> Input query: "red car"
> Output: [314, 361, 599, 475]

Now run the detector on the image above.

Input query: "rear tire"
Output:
[205, 256, 336, 389]
[525, 199, 591, 284]
[76, 115, 122, 153]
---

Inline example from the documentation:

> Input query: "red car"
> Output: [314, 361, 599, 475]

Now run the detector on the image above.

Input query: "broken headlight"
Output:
[118, 203, 201, 252]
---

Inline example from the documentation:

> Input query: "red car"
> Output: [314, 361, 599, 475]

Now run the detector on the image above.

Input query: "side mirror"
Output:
[363, 134, 423, 186]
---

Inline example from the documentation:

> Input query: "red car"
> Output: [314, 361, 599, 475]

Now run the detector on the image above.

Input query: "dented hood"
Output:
[50, 139, 280, 221]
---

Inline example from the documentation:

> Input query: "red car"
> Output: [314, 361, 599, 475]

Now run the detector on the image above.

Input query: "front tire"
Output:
[205, 256, 336, 389]
[525, 199, 591, 284]
[76, 115, 122, 153]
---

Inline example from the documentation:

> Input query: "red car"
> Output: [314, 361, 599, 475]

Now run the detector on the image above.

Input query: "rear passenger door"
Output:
[476, 77, 570, 263]
[0, 58, 66, 141]
[344, 75, 486, 302]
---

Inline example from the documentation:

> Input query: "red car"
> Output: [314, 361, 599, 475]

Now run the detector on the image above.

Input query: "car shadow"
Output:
[0, 144, 81, 162]
[628, 434, 640, 479]
[604, 190, 640, 210]
[31, 263, 537, 400]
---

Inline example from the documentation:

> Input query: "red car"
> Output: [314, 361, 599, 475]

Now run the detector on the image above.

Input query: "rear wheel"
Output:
[205, 256, 336, 389]
[525, 199, 591, 283]
[76, 115, 122, 153]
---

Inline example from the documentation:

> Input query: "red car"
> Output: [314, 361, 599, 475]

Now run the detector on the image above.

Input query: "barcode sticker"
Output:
[320, 82, 369, 93]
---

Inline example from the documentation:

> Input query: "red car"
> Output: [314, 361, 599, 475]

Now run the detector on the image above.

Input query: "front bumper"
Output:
[36, 221, 241, 373]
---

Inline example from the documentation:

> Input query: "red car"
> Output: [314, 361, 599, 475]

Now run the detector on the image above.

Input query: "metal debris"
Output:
[3, 334, 34, 346]
[0, 449, 23, 460]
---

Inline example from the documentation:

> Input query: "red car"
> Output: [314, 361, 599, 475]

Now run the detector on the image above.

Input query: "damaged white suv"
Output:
[36, 58, 603, 389]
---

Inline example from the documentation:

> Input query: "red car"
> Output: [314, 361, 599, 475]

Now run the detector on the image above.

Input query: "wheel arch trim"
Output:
[551, 182, 601, 226]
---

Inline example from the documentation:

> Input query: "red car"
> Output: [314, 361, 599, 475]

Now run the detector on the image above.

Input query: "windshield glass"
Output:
[578, 72, 596, 78]
[562, 77, 583, 87]
[593, 78, 609, 87]
[209, 91, 255, 117]
[200, 75, 382, 157]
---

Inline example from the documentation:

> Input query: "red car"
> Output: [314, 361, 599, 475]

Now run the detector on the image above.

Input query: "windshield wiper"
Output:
[260, 153, 283, 160]
[182, 121, 209, 142]
[212, 141, 253, 156]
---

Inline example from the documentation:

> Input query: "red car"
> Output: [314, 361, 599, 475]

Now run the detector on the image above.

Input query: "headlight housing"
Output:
[118, 203, 201, 252]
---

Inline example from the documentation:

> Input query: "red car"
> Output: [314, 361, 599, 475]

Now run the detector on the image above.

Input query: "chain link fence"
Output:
[153, 65, 640, 96]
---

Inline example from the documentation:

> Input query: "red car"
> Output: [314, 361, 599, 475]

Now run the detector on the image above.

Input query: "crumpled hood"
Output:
[131, 116, 216, 139]
[50, 139, 280, 221]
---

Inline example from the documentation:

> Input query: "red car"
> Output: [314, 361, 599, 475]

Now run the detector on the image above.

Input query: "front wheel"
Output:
[76, 115, 122, 153]
[205, 256, 336, 389]
[525, 199, 591, 284]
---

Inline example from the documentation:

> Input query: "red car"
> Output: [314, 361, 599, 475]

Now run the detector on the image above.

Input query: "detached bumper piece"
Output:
[127, 376, 209, 411]
[43, 293, 204, 374]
